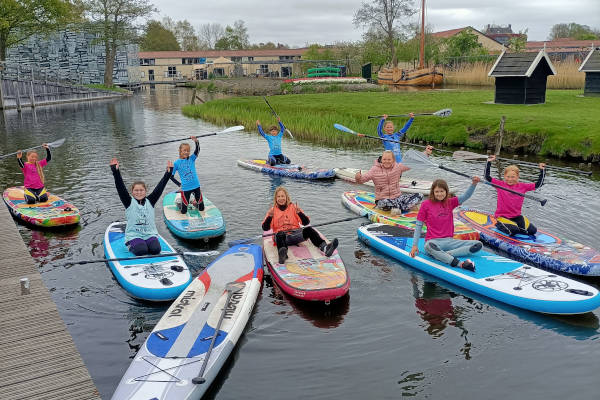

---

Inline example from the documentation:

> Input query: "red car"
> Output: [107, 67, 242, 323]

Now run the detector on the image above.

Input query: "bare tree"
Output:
[353, 0, 416, 67]
[198, 22, 224, 49]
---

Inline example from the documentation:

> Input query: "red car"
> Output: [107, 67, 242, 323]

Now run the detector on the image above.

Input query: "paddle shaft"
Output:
[62, 252, 208, 266]
[0, 139, 64, 160]
[263, 96, 293, 138]
[368, 112, 438, 119]
[438, 165, 547, 206]
[338, 128, 453, 154]
[129, 133, 215, 149]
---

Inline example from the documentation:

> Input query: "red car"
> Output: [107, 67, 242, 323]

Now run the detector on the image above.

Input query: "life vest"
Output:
[268, 203, 302, 233]
[125, 196, 158, 243]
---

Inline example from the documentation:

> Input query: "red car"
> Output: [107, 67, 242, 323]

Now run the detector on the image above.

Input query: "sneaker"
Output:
[460, 259, 475, 272]
[380, 205, 392, 212]
[321, 238, 339, 257]
[278, 247, 288, 264]
[390, 208, 403, 216]
[197, 201, 205, 211]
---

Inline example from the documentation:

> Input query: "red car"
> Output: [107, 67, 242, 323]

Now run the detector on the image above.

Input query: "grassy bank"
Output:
[182, 90, 600, 161]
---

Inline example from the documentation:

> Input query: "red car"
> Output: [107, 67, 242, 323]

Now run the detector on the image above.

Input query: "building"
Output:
[525, 39, 597, 62]
[5, 29, 139, 86]
[431, 27, 506, 53]
[136, 49, 310, 83]
[488, 49, 557, 104]
[483, 24, 523, 46]
[579, 47, 600, 96]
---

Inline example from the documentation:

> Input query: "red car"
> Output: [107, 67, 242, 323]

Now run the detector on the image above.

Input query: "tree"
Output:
[353, 0, 416, 67]
[548, 23, 599, 40]
[0, 0, 78, 61]
[214, 20, 249, 50]
[81, 0, 155, 86]
[198, 22, 224, 49]
[161, 17, 198, 50]
[507, 29, 528, 52]
[141, 20, 179, 51]
[441, 28, 487, 60]
[360, 27, 392, 69]
[396, 23, 441, 65]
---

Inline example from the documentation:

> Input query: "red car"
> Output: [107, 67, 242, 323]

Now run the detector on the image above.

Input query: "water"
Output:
[1, 87, 599, 400]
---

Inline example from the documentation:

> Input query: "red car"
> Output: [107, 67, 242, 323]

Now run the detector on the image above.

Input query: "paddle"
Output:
[192, 281, 246, 385]
[0, 138, 66, 160]
[403, 149, 548, 206]
[59, 250, 220, 266]
[263, 96, 294, 138]
[128, 126, 245, 149]
[333, 123, 453, 154]
[228, 215, 365, 247]
[367, 108, 453, 119]
[452, 150, 593, 176]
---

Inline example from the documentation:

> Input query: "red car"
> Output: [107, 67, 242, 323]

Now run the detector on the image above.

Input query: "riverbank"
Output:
[182, 89, 600, 161]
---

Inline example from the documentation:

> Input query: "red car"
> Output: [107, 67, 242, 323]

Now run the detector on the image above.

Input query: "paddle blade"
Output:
[333, 123, 356, 134]
[219, 125, 245, 133]
[403, 149, 437, 167]
[48, 138, 66, 148]
[182, 251, 220, 257]
[434, 108, 452, 117]
[452, 150, 488, 160]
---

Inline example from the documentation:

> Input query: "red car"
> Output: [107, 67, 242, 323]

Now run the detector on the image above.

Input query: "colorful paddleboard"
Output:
[103, 222, 192, 302]
[163, 191, 225, 240]
[342, 190, 479, 241]
[334, 167, 440, 194]
[263, 229, 349, 302]
[358, 223, 600, 314]
[3, 186, 80, 227]
[456, 209, 600, 276]
[237, 159, 335, 180]
[111, 244, 263, 400]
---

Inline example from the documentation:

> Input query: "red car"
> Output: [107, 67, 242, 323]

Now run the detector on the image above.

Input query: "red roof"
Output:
[431, 27, 468, 38]
[138, 48, 309, 58]
[525, 39, 597, 52]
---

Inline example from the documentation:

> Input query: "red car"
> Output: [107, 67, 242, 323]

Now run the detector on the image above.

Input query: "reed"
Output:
[442, 62, 495, 86]
[547, 61, 585, 89]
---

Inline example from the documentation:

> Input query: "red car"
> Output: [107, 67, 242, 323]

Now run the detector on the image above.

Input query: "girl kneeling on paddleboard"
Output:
[17, 144, 51, 204]
[410, 178, 482, 271]
[355, 148, 432, 215]
[377, 113, 414, 162]
[110, 157, 174, 256]
[256, 117, 291, 166]
[485, 155, 546, 237]
[262, 186, 338, 264]
[170, 137, 204, 214]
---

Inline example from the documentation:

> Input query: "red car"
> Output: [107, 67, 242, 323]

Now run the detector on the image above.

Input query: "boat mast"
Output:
[419, 0, 425, 69]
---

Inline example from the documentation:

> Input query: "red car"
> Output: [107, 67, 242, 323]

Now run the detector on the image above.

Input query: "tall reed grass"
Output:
[547, 61, 585, 89]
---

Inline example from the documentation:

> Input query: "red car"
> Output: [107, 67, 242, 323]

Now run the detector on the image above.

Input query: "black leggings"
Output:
[181, 188, 204, 214]
[24, 187, 48, 204]
[496, 215, 537, 236]
[275, 227, 324, 250]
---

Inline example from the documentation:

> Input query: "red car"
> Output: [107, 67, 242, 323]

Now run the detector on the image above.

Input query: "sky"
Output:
[152, 0, 600, 47]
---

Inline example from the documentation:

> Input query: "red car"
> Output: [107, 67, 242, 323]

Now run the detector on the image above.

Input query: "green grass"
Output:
[84, 84, 129, 93]
[181, 90, 600, 160]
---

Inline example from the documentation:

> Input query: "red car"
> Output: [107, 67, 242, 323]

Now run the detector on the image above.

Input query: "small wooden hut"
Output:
[579, 47, 600, 97]
[488, 49, 557, 104]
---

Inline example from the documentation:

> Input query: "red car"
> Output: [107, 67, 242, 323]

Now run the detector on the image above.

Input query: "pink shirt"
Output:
[491, 178, 535, 218]
[21, 159, 47, 189]
[417, 197, 459, 241]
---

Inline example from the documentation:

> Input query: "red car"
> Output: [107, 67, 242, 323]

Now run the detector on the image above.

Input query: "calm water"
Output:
[1, 88, 599, 400]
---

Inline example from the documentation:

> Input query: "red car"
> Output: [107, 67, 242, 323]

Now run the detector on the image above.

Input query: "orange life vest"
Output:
[266, 203, 302, 233]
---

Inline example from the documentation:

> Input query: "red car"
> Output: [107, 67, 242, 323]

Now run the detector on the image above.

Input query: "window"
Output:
[247, 56, 254, 62]
[168, 66, 177, 77]
[259, 64, 268, 74]
[230, 56, 242, 62]
[139, 58, 155, 66]
[213, 68, 225, 77]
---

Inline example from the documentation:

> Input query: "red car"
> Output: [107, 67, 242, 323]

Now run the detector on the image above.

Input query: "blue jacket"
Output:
[377, 117, 414, 162]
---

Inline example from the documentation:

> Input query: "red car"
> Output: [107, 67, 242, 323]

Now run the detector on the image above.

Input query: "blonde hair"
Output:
[272, 186, 291, 207]
[179, 142, 190, 153]
[428, 179, 451, 203]
[503, 165, 520, 176]
[27, 151, 45, 184]
[384, 121, 395, 129]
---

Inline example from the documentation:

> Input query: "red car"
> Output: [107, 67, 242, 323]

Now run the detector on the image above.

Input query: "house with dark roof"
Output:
[579, 47, 600, 96]
[488, 49, 557, 104]
[483, 24, 523, 46]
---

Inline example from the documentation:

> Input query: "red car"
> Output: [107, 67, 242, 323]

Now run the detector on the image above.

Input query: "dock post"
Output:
[20, 277, 30, 295]
[30, 69, 36, 108]
[14, 80, 22, 112]
[495, 116, 506, 156]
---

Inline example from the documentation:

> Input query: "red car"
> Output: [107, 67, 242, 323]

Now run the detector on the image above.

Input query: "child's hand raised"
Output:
[472, 176, 481, 185]
[488, 155, 496, 162]
[109, 158, 119, 169]
[42, 143, 49, 149]
[424, 145, 434, 156]
[409, 112, 415, 118]
[167, 160, 174, 170]
[539, 163, 546, 170]
[190, 135, 198, 142]
[256, 120, 260, 126]
[382, 114, 388, 120]
[17, 151, 22, 159]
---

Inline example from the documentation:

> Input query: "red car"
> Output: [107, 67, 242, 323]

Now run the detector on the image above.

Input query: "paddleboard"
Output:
[103, 222, 192, 302]
[342, 190, 479, 240]
[456, 209, 600, 276]
[237, 159, 335, 180]
[263, 229, 349, 302]
[334, 167, 440, 194]
[3, 186, 80, 227]
[111, 244, 263, 400]
[357, 223, 600, 314]
[163, 191, 225, 240]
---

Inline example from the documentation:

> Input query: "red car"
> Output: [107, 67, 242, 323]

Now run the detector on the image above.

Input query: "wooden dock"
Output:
[0, 205, 100, 399]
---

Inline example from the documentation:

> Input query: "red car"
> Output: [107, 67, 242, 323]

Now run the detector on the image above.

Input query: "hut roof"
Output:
[579, 47, 600, 72]
[488, 49, 557, 77]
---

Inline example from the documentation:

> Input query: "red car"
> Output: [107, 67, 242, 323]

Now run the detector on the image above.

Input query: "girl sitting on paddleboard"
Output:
[17, 144, 51, 204]
[377, 113, 414, 162]
[256, 117, 291, 166]
[355, 148, 432, 215]
[262, 186, 338, 264]
[170, 136, 204, 214]
[410, 178, 482, 271]
[485, 155, 546, 236]
[110, 157, 173, 256]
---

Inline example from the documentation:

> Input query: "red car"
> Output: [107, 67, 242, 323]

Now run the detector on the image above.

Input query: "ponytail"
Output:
[35, 161, 45, 184]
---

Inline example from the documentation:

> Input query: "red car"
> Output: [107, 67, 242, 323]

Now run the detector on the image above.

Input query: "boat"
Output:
[163, 191, 225, 240]
[3, 186, 80, 227]
[237, 159, 335, 180]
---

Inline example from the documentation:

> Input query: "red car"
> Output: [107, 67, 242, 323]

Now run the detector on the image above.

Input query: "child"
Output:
[256, 117, 291, 166]
[170, 136, 204, 214]
[17, 144, 51, 204]
[377, 112, 414, 162]
[485, 155, 546, 236]
[262, 186, 338, 264]
[410, 178, 482, 272]
[110, 157, 173, 256]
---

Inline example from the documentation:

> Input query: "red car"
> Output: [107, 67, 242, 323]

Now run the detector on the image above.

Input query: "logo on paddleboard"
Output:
[532, 280, 568, 292]
[168, 290, 196, 317]
[224, 292, 244, 319]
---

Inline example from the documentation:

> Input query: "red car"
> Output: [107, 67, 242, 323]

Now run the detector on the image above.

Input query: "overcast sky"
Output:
[152, 0, 600, 46]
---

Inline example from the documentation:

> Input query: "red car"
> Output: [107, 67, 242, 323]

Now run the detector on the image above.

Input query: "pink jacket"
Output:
[356, 158, 410, 200]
